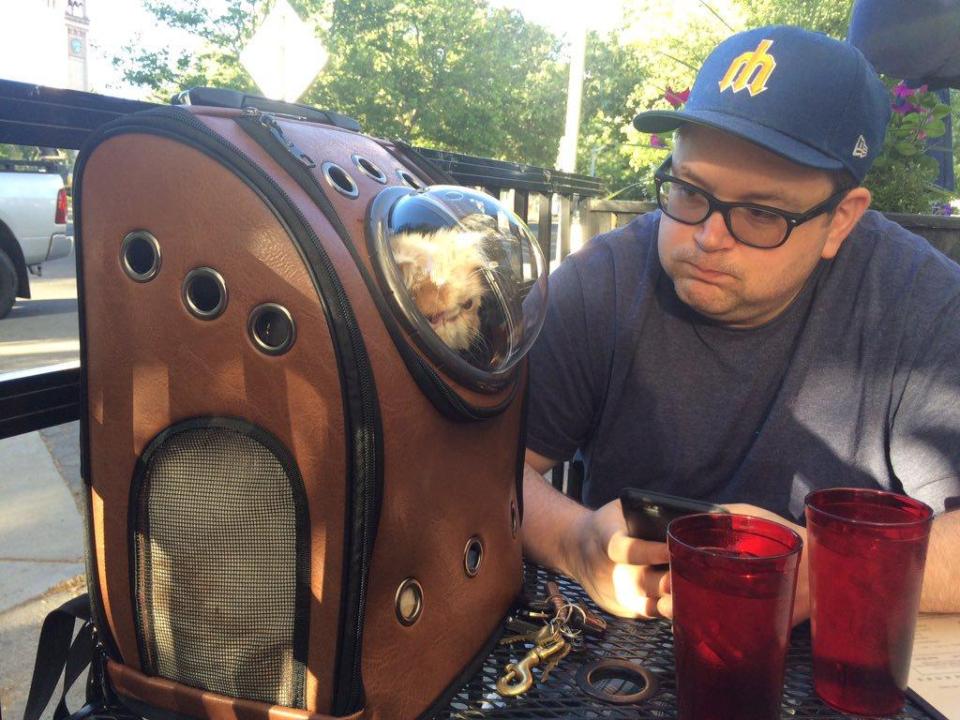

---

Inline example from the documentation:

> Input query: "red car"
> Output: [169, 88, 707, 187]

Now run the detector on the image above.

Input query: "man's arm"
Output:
[688, 504, 960, 624]
[520, 451, 589, 578]
[522, 449, 670, 618]
[920, 509, 960, 612]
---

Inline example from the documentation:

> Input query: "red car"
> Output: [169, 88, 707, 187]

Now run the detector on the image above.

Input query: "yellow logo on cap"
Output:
[718, 39, 777, 97]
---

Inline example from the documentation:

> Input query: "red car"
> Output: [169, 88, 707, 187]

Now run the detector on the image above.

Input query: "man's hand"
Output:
[566, 497, 672, 619]
[520, 453, 668, 620]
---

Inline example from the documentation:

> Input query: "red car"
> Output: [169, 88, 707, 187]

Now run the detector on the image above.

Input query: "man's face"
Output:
[658, 125, 845, 328]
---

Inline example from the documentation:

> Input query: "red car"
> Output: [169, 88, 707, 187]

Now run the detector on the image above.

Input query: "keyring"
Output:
[575, 659, 659, 705]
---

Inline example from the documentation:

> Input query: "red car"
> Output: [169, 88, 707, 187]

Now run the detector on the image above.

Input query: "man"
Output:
[522, 25, 960, 623]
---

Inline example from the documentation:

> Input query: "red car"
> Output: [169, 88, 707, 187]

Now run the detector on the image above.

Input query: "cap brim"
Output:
[632, 108, 846, 173]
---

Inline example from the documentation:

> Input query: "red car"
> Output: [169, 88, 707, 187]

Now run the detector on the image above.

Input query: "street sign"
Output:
[240, 0, 327, 103]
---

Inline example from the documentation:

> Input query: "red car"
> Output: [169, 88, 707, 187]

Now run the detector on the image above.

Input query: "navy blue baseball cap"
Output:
[633, 25, 891, 183]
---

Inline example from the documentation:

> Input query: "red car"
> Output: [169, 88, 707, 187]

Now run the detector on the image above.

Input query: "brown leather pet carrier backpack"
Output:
[70, 88, 547, 720]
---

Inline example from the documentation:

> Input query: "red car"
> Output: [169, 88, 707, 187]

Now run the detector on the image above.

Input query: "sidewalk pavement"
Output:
[0, 423, 86, 720]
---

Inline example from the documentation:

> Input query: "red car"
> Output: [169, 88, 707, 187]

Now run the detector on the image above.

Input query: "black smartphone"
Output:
[620, 488, 729, 542]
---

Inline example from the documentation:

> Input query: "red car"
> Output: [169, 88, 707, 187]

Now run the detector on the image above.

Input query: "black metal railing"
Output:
[0, 78, 605, 441]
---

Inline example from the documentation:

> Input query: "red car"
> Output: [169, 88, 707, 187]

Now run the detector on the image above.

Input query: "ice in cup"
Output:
[805, 488, 933, 716]
[668, 513, 803, 720]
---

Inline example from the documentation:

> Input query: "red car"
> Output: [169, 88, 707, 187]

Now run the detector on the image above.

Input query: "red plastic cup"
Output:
[668, 513, 803, 720]
[805, 488, 933, 716]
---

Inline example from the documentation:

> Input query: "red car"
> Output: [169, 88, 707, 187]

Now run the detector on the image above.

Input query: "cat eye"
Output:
[461, 299, 474, 310]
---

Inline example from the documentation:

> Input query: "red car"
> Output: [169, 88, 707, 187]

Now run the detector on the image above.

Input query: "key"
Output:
[499, 616, 543, 645]
[538, 640, 572, 684]
[518, 591, 553, 614]
[505, 615, 542, 635]
[500, 617, 559, 646]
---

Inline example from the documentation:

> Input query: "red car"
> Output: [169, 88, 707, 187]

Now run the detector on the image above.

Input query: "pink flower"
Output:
[918, 130, 928, 141]
[893, 82, 927, 97]
[650, 134, 667, 149]
[893, 81, 916, 98]
[891, 82, 923, 114]
[892, 100, 921, 115]
[664, 87, 690, 108]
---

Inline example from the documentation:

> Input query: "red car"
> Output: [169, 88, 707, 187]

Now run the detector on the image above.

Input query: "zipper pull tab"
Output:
[258, 112, 316, 169]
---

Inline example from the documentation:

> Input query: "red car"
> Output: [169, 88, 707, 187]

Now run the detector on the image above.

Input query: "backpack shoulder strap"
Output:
[22, 593, 94, 720]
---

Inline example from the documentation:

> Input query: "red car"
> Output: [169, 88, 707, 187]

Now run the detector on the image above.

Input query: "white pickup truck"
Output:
[0, 161, 72, 318]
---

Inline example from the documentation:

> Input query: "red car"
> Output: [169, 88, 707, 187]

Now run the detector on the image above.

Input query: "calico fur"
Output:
[390, 224, 494, 352]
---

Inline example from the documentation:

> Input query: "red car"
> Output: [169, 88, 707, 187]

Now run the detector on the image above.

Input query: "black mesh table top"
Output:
[433, 564, 942, 720]
[74, 563, 941, 720]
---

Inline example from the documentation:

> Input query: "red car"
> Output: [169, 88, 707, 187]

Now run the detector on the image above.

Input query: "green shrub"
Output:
[862, 81, 955, 214]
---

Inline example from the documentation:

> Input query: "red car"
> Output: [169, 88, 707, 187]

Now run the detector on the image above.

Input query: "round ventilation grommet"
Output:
[182, 267, 227, 320]
[575, 659, 658, 705]
[395, 577, 423, 626]
[396, 169, 420, 188]
[248, 303, 296, 356]
[322, 161, 359, 198]
[352, 154, 387, 184]
[120, 230, 161, 282]
[463, 536, 484, 578]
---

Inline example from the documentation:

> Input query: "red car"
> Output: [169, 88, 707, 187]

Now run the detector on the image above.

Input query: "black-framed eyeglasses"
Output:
[653, 156, 850, 249]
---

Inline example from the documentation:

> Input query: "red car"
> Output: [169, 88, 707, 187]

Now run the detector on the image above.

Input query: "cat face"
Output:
[390, 227, 491, 352]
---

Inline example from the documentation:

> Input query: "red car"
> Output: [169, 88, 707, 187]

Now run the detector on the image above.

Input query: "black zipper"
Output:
[77, 106, 379, 714]
[236, 110, 517, 422]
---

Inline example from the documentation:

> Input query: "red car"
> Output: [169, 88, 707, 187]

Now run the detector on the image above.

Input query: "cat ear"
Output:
[389, 236, 423, 288]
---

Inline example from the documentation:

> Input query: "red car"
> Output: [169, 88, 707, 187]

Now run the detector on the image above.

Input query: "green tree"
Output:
[573, 29, 650, 197]
[739, 0, 852, 38]
[113, 0, 566, 166]
[311, 0, 565, 164]
[0, 145, 44, 161]
[115, 0, 267, 99]
[579, 0, 746, 199]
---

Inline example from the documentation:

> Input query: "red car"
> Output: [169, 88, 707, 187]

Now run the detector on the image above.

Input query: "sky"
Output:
[0, 0, 633, 100]
[1, 0, 746, 103]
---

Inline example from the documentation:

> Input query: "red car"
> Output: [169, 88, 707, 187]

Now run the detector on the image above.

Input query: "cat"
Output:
[389, 220, 496, 354]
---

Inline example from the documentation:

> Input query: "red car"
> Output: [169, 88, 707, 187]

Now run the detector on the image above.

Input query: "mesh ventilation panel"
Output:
[132, 423, 308, 707]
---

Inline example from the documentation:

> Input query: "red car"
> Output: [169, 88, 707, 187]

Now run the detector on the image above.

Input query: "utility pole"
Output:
[557, 24, 587, 173]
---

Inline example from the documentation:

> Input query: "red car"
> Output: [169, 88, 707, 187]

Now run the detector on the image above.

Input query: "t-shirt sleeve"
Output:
[524, 249, 610, 463]
[889, 293, 960, 512]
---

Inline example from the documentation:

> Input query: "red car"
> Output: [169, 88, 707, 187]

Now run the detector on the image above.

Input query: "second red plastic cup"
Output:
[805, 488, 933, 716]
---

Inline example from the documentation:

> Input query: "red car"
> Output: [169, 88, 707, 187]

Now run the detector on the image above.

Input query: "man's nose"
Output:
[692, 210, 736, 251]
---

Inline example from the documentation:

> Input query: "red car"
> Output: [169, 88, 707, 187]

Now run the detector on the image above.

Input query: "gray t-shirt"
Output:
[526, 210, 960, 520]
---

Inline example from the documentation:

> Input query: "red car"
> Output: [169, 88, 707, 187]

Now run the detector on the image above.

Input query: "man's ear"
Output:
[821, 187, 871, 259]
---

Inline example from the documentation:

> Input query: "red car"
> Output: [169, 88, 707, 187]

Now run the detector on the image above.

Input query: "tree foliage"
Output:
[114, 0, 566, 165]
[739, 0, 852, 39]
[116, 0, 955, 211]
[573, 28, 652, 198]
[579, 0, 746, 198]
[115, 0, 263, 98]
[312, 0, 566, 164]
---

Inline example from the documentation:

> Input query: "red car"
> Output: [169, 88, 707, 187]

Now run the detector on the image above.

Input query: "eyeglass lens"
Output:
[658, 180, 788, 248]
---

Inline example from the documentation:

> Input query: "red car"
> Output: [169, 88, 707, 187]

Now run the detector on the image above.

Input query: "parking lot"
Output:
[0, 250, 79, 376]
